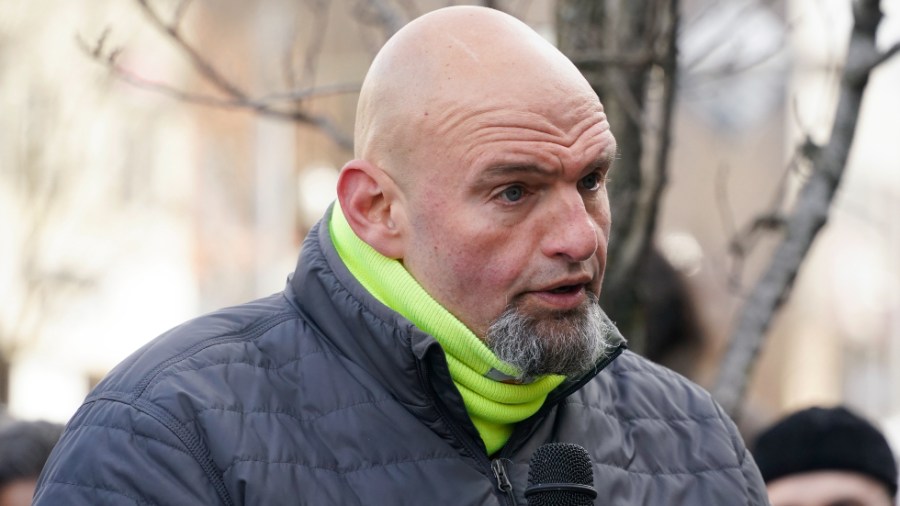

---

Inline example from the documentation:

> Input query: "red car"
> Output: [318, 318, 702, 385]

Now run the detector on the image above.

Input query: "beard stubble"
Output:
[484, 292, 616, 382]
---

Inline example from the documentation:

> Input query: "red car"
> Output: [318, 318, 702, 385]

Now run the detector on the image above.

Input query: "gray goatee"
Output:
[485, 293, 616, 382]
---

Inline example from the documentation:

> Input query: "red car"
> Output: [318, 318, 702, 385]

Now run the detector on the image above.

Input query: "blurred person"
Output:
[0, 420, 63, 506]
[753, 406, 898, 506]
[33, 6, 768, 505]
[639, 247, 707, 375]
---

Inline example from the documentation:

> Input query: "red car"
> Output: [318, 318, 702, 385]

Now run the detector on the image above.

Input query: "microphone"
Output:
[524, 443, 597, 506]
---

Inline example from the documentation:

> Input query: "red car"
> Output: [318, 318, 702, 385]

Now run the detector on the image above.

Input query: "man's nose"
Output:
[540, 193, 600, 262]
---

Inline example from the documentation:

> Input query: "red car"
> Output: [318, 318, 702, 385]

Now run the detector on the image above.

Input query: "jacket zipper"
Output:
[491, 458, 518, 506]
[417, 355, 519, 505]
[418, 343, 627, 506]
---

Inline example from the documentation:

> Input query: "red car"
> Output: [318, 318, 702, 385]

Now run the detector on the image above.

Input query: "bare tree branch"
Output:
[133, 0, 248, 99]
[256, 83, 363, 104]
[713, 0, 900, 417]
[81, 43, 353, 148]
[870, 40, 900, 69]
[76, 0, 358, 151]
[569, 50, 656, 70]
[2, 93, 100, 362]
[394, 0, 422, 20]
[285, 0, 331, 90]
[721, 143, 808, 294]
[684, 40, 786, 85]
[714, 163, 753, 292]
[644, 0, 679, 247]
[173, 0, 193, 26]
[352, 0, 406, 37]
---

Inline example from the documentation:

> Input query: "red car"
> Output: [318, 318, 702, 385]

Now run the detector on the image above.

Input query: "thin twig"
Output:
[133, 0, 247, 99]
[173, 0, 192, 26]
[353, 0, 405, 37]
[79, 1, 357, 150]
[290, 0, 330, 90]
[78, 31, 354, 150]
[256, 83, 362, 104]
[640, 0, 679, 258]
[872, 40, 900, 67]
[569, 50, 656, 70]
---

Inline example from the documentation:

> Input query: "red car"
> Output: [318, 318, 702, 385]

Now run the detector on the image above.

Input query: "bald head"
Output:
[354, 6, 599, 181]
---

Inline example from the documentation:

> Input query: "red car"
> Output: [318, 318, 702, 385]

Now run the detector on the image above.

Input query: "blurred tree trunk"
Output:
[713, 0, 900, 417]
[556, 0, 679, 355]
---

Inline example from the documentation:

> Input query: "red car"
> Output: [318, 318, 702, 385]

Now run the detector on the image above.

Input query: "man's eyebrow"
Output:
[602, 145, 618, 168]
[596, 153, 615, 170]
[478, 164, 555, 179]
[479, 154, 615, 180]
[826, 499, 867, 506]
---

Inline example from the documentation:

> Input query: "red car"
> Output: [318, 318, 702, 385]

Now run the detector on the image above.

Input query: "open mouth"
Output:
[548, 284, 582, 294]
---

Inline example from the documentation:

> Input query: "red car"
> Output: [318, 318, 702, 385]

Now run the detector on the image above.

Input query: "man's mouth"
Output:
[548, 284, 583, 295]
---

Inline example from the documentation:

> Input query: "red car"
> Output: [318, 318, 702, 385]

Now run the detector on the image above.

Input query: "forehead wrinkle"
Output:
[447, 95, 606, 140]
[457, 124, 569, 150]
[426, 99, 570, 142]
[454, 111, 612, 167]
[429, 101, 485, 139]
[432, 106, 587, 146]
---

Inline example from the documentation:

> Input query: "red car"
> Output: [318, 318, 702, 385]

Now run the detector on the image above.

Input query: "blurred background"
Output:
[1, 0, 899, 448]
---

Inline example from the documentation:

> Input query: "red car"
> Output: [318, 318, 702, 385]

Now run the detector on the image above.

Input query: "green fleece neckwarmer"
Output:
[329, 203, 565, 455]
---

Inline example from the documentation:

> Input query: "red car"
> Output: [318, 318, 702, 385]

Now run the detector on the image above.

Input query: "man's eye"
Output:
[580, 173, 603, 191]
[500, 185, 525, 202]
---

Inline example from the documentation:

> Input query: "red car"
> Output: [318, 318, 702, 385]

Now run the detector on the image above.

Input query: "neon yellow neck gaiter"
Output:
[329, 203, 565, 455]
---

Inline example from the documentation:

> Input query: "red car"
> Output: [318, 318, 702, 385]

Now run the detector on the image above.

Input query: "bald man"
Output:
[34, 7, 768, 505]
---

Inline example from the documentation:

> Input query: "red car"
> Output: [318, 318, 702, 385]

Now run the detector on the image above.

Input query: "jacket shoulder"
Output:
[560, 350, 769, 504]
[90, 292, 305, 403]
[578, 350, 738, 445]
[602, 350, 722, 415]
[35, 292, 334, 505]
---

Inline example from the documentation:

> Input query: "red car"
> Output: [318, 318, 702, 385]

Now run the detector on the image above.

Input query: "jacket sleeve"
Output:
[714, 402, 772, 506]
[740, 444, 772, 506]
[33, 397, 227, 506]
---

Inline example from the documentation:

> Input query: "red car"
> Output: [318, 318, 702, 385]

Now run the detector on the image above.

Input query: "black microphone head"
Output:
[525, 442, 596, 506]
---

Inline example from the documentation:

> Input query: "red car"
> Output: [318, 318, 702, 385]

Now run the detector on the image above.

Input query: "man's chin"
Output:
[485, 294, 610, 379]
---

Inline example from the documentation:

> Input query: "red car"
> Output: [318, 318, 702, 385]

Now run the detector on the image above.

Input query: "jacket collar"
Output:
[286, 210, 627, 431]
[287, 213, 448, 412]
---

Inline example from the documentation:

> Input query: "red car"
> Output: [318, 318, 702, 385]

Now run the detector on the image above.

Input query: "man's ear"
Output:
[336, 159, 406, 259]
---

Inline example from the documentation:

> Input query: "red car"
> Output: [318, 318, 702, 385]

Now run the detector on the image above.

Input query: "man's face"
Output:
[398, 92, 615, 354]
[767, 471, 895, 506]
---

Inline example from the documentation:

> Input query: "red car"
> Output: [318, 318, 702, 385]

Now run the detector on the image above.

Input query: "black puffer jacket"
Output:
[35, 216, 769, 505]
